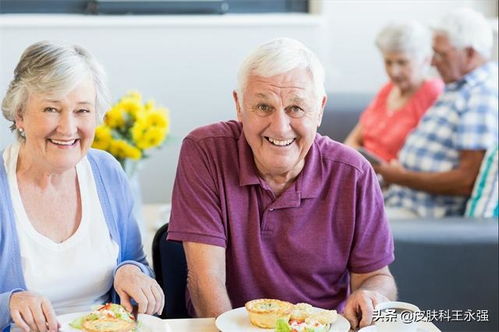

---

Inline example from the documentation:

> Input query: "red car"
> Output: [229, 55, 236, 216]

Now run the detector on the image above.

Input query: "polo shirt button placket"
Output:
[269, 208, 274, 212]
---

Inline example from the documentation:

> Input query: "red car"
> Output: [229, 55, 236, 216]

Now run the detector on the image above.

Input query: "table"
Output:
[162, 317, 440, 332]
[165, 318, 218, 331]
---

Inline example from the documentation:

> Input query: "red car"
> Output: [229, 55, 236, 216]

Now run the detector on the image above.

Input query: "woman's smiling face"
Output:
[16, 77, 97, 172]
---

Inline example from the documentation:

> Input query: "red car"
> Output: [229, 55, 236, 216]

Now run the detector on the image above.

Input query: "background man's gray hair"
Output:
[1, 40, 110, 141]
[236, 37, 326, 101]
[432, 7, 493, 59]
[375, 20, 432, 62]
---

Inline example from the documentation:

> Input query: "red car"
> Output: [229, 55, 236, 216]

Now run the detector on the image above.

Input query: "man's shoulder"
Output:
[314, 134, 369, 173]
[186, 120, 242, 142]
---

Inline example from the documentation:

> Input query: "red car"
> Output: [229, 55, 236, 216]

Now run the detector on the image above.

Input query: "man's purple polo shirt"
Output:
[167, 120, 394, 312]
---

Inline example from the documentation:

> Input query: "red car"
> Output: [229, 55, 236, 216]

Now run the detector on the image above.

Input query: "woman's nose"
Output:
[57, 112, 77, 135]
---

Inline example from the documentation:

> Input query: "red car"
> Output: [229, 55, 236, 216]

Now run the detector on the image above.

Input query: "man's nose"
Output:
[269, 108, 292, 132]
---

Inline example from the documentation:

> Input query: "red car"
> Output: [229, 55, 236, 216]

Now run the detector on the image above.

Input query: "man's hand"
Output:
[9, 291, 59, 332]
[114, 264, 165, 315]
[343, 289, 389, 329]
[344, 266, 397, 330]
[373, 159, 405, 184]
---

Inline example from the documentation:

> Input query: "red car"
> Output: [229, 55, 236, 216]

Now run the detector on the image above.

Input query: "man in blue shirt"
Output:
[376, 8, 498, 218]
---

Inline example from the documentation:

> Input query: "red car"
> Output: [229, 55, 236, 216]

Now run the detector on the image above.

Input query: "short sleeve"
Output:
[167, 138, 227, 247]
[348, 164, 395, 273]
[456, 88, 498, 150]
[465, 145, 499, 218]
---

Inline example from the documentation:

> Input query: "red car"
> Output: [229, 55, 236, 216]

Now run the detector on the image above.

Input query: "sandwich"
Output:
[70, 303, 137, 332]
[275, 305, 337, 332]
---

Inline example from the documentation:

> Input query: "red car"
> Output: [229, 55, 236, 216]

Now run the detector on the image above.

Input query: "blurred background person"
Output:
[378, 8, 498, 218]
[345, 21, 443, 162]
[0, 41, 163, 332]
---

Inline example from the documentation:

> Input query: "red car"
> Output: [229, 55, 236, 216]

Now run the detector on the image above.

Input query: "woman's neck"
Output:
[16, 145, 75, 189]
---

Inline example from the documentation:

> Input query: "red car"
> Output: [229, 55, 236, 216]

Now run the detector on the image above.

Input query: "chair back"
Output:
[152, 223, 190, 318]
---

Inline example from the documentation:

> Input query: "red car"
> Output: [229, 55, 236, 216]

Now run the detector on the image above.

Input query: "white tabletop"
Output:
[164, 317, 218, 331]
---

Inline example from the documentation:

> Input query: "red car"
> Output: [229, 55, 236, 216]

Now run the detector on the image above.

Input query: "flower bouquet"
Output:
[92, 91, 170, 176]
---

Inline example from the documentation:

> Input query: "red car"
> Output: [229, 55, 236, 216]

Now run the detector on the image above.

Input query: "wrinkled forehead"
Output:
[246, 70, 316, 97]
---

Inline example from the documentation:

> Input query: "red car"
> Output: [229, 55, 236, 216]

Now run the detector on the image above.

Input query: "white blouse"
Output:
[4, 143, 119, 315]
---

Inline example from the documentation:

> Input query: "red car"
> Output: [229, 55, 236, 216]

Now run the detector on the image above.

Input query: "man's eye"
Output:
[257, 104, 272, 112]
[286, 106, 305, 118]
[77, 108, 91, 113]
[43, 107, 57, 113]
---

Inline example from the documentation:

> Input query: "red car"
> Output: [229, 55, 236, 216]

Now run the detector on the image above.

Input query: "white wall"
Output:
[0, 0, 496, 203]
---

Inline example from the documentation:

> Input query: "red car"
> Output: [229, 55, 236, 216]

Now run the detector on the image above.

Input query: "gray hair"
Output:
[432, 7, 493, 58]
[2, 40, 110, 141]
[375, 20, 432, 62]
[236, 38, 326, 101]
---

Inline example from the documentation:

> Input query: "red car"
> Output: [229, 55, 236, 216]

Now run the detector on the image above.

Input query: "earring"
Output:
[18, 127, 25, 138]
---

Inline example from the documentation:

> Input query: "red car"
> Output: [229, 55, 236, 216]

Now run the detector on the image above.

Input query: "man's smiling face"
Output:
[235, 67, 324, 178]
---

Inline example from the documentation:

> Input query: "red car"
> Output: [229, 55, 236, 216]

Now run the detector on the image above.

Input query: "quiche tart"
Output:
[245, 299, 294, 328]
[70, 303, 136, 332]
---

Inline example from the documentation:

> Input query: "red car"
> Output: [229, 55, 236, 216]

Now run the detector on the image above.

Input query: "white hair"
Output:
[375, 20, 432, 62]
[2, 40, 110, 141]
[432, 7, 493, 58]
[236, 38, 326, 100]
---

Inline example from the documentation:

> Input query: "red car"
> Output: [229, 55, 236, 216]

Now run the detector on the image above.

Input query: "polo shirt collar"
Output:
[238, 130, 323, 199]
[238, 129, 260, 186]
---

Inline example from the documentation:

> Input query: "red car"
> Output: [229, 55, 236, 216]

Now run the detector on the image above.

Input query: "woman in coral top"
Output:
[345, 21, 444, 162]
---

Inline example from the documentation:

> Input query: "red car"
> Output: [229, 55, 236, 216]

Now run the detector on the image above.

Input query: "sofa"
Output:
[319, 93, 499, 332]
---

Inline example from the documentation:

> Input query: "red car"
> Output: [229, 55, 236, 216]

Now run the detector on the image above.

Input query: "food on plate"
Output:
[245, 299, 338, 332]
[245, 298, 294, 328]
[69, 303, 137, 332]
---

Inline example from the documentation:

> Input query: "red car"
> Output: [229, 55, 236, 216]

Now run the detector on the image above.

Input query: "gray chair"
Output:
[318, 92, 373, 142]
[390, 218, 499, 332]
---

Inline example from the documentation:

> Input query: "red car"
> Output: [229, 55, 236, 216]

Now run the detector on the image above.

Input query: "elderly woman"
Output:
[0, 41, 164, 332]
[345, 21, 444, 162]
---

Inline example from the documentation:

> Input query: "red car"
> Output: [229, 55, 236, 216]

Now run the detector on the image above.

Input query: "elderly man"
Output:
[378, 8, 498, 218]
[167, 38, 396, 329]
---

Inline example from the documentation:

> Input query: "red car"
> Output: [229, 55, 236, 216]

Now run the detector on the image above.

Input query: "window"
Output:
[0, 0, 309, 14]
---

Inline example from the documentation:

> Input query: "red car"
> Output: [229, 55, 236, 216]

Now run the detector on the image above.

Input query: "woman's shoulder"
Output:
[87, 149, 125, 180]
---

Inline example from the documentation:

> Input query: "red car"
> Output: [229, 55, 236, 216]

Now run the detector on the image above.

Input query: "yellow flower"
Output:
[131, 118, 148, 145]
[136, 127, 167, 150]
[92, 125, 113, 150]
[104, 106, 126, 128]
[144, 99, 155, 111]
[109, 139, 142, 160]
[145, 109, 169, 129]
[126, 90, 142, 102]
[118, 97, 143, 119]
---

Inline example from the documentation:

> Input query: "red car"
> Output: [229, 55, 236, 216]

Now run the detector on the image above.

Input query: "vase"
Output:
[122, 160, 145, 234]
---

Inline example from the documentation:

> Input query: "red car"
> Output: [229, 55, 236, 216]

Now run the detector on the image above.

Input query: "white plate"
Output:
[57, 312, 171, 332]
[215, 307, 350, 332]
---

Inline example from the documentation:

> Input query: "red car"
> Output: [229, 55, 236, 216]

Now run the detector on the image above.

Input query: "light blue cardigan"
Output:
[0, 148, 152, 331]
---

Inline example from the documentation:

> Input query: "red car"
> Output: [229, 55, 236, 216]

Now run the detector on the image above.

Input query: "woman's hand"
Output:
[9, 291, 59, 332]
[114, 264, 165, 315]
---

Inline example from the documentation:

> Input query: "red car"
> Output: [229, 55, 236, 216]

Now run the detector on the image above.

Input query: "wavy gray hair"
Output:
[236, 38, 326, 103]
[1, 40, 110, 141]
[432, 7, 493, 59]
[375, 20, 432, 62]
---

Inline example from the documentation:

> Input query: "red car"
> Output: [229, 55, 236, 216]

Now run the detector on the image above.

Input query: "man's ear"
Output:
[233, 90, 243, 121]
[317, 95, 327, 127]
